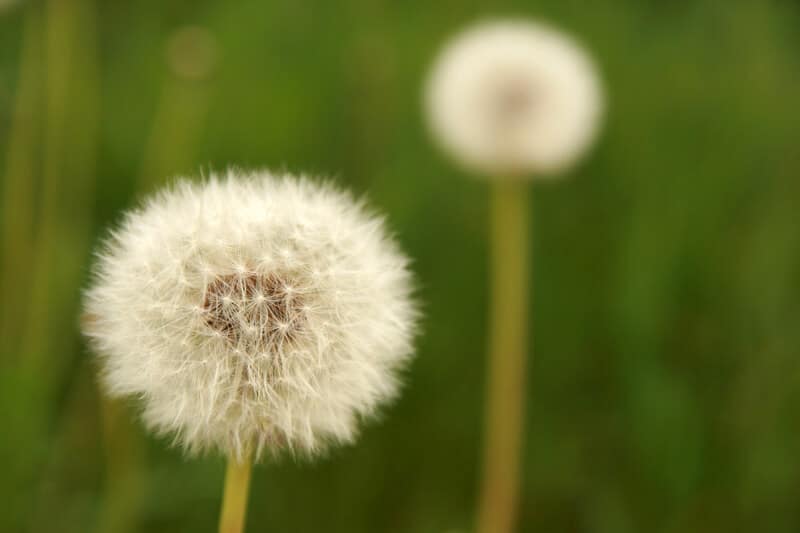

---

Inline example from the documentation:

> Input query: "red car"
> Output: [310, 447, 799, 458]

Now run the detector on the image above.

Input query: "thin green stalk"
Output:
[1, 5, 41, 361]
[138, 32, 215, 191]
[20, 0, 76, 369]
[218, 456, 253, 533]
[19, 1, 100, 529]
[476, 180, 530, 533]
[138, 78, 212, 191]
[93, 398, 146, 533]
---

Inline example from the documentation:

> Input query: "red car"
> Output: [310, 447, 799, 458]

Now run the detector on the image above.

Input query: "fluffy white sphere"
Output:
[425, 19, 604, 177]
[83, 170, 418, 460]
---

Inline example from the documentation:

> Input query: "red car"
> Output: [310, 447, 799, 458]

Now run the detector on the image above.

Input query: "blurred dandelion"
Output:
[426, 19, 603, 177]
[425, 18, 604, 533]
[83, 170, 418, 532]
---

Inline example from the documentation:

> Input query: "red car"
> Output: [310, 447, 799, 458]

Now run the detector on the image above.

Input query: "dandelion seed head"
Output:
[425, 19, 604, 177]
[83, 170, 418, 460]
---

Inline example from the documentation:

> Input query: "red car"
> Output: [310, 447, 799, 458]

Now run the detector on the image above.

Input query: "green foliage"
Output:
[1, 0, 799, 532]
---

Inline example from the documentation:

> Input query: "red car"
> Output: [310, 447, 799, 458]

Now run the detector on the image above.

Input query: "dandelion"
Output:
[426, 19, 603, 177]
[425, 19, 605, 533]
[83, 170, 418, 532]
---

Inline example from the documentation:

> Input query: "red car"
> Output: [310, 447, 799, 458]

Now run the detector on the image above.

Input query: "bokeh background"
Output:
[2, 1, 800, 532]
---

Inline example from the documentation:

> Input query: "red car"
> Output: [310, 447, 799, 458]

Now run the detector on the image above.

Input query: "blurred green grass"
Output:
[1, 1, 800, 532]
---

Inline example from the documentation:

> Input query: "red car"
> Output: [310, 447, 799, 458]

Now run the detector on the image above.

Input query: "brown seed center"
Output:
[492, 77, 539, 125]
[202, 273, 303, 347]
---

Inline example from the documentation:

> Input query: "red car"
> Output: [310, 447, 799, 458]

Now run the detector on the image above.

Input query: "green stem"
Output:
[21, 0, 78, 370]
[95, 398, 145, 533]
[218, 456, 253, 533]
[137, 77, 211, 191]
[0, 3, 41, 361]
[476, 180, 530, 533]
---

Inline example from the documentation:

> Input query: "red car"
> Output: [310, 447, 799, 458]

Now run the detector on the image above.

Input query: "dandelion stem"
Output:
[218, 455, 253, 533]
[477, 180, 530, 533]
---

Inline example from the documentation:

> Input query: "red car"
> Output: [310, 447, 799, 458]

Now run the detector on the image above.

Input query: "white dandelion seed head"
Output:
[425, 19, 604, 178]
[83, 170, 418, 461]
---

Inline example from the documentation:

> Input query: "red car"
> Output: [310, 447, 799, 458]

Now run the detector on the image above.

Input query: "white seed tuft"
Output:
[83, 170, 418, 461]
[425, 19, 604, 177]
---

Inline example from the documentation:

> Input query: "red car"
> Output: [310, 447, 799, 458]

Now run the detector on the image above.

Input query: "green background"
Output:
[1, 1, 799, 532]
